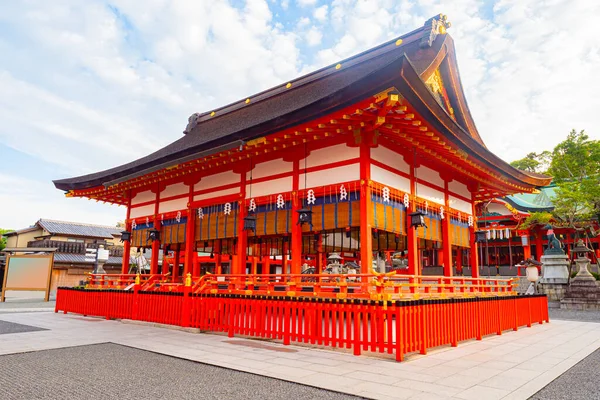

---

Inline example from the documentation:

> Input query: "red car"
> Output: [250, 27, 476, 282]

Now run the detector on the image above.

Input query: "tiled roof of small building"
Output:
[37, 219, 122, 239]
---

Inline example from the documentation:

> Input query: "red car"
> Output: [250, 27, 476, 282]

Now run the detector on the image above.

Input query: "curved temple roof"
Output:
[54, 15, 551, 194]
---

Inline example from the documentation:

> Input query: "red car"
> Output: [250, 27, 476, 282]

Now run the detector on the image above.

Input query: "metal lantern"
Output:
[147, 228, 160, 242]
[120, 230, 131, 242]
[409, 211, 426, 228]
[296, 207, 313, 227]
[243, 214, 257, 232]
[475, 230, 487, 243]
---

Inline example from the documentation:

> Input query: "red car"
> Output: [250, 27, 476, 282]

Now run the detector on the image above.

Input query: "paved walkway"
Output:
[1, 311, 599, 400]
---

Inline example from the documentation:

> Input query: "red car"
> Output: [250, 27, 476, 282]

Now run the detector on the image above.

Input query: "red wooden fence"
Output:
[56, 288, 548, 361]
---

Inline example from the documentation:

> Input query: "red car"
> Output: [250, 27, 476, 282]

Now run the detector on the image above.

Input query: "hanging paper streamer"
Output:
[382, 187, 390, 203]
[131, 220, 137, 229]
[403, 194, 409, 208]
[505, 228, 510, 238]
[146, 217, 150, 227]
[425, 201, 429, 214]
[339, 184, 347, 200]
[249, 198, 257, 212]
[223, 203, 231, 216]
[307, 189, 316, 205]
[161, 214, 164, 222]
[486, 230, 491, 240]
[276, 194, 285, 209]
[440, 206, 445, 219]
[468, 215, 473, 227]
[198, 208, 204, 219]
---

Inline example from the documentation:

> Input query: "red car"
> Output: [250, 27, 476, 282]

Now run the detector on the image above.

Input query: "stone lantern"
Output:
[572, 239, 594, 281]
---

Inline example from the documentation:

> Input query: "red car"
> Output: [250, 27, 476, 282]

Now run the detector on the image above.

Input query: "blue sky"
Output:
[1, 0, 598, 230]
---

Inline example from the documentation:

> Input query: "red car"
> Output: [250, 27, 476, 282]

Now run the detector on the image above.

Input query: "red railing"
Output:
[56, 286, 548, 362]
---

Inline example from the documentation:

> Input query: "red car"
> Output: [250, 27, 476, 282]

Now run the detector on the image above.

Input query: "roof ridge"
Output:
[38, 218, 121, 230]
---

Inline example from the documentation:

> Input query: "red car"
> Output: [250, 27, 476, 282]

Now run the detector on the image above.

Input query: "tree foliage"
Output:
[520, 212, 553, 230]
[510, 151, 551, 173]
[0, 229, 13, 251]
[512, 129, 600, 228]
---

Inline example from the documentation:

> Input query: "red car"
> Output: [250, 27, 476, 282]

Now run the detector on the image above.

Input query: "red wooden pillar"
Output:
[121, 228, 131, 274]
[522, 230, 532, 260]
[283, 241, 289, 274]
[469, 203, 479, 278]
[183, 207, 196, 277]
[192, 253, 200, 277]
[262, 256, 271, 276]
[441, 183, 453, 277]
[407, 162, 418, 275]
[215, 240, 222, 274]
[535, 230, 543, 261]
[235, 171, 248, 275]
[291, 159, 302, 275]
[161, 243, 169, 275]
[359, 142, 373, 274]
[150, 220, 161, 275]
[173, 244, 180, 282]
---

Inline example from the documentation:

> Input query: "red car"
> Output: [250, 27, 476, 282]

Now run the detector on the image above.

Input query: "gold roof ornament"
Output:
[420, 14, 451, 48]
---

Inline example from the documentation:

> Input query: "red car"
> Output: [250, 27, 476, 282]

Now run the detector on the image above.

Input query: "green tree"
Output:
[510, 151, 551, 173]
[0, 229, 13, 251]
[547, 129, 600, 225]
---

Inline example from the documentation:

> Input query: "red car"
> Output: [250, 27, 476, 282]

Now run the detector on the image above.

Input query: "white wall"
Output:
[161, 182, 188, 198]
[194, 171, 239, 192]
[371, 146, 410, 174]
[416, 165, 444, 189]
[246, 176, 293, 198]
[416, 185, 445, 205]
[247, 158, 292, 180]
[371, 164, 411, 193]
[130, 204, 155, 219]
[305, 163, 360, 188]
[301, 143, 359, 168]
[449, 195, 473, 214]
[448, 180, 471, 199]
[158, 197, 188, 214]
[131, 190, 154, 206]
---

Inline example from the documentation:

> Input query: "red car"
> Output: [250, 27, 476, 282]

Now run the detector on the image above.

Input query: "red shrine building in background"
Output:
[54, 15, 551, 282]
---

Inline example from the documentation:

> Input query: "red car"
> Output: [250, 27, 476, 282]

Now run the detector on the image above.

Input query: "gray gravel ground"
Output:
[0, 299, 55, 313]
[549, 308, 600, 323]
[0, 343, 362, 400]
[0, 319, 47, 334]
[529, 348, 600, 400]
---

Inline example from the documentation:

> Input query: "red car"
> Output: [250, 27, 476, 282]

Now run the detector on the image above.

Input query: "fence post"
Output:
[476, 298, 482, 340]
[181, 273, 192, 327]
[132, 275, 140, 320]
[451, 299, 458, 347]
[353, 301, 361, 356]
[419, 300, 427, 355]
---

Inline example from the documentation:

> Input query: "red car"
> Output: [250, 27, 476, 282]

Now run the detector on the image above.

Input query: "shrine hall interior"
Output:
[54, 15, 551, 282]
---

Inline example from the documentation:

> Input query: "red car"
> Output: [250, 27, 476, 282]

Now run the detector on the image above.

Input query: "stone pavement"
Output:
[1, 311, 599, 400]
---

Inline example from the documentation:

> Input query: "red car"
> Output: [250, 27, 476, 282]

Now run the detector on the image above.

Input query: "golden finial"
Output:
[335, 63, 342, 70]
[210, 111, 216, 117]
[245, 98, 251, 104]
[395, 39, 403, 46]
[185, 273, 192, 287]
[286, 82, 292, 89]
[135, 274, 140, 285]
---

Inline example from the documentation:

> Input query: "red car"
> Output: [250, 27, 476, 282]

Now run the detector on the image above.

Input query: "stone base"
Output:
[560, 299, 600, 311]
[538, 282, 568, 302]
[539, 254, 570, 285]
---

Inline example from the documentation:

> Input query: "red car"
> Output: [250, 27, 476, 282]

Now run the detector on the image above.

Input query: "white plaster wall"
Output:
[194, 171, 239, 192]
[131, 190, 155, 206]
[305, 163, 359, 188]
[371, 164, 411, 193]
[302, 144, 359, 168]
[247, 158, 292, 180]
[416, 165, 444, 189]
[158, 198, 188, 214]
[161, 182, 188, 198]
[416, 185, 445, 205]
[448, 180, 471, 199]
[449, 195, 473, 214]
[193, 187, 240, 202]
[130, 204, 155, 219]
[371, 146, 410, 174]
[246, 176, 292, 198]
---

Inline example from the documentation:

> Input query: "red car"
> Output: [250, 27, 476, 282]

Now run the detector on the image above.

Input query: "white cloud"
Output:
[306, 27, 323, 46]
[297, 0, 318, 7]
[314, 5, 328, 21]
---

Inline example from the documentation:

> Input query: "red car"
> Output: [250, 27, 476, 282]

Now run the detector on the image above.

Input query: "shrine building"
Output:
[53, 15, 551, 282]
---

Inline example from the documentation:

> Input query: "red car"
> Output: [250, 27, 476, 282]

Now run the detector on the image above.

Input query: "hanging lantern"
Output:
[243, 213, 257, 232]
[120, 230, 132, 242]
[475, 231, 487, 243]
[409, 210, 426, 228]
[147, 228, 160, 242]
[296, 207, 313, 227]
